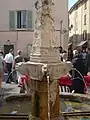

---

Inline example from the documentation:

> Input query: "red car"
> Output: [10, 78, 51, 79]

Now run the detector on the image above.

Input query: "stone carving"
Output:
[30, 0, 60, 63]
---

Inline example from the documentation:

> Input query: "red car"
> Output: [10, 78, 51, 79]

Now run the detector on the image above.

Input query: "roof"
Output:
[69, 0, 87, 14]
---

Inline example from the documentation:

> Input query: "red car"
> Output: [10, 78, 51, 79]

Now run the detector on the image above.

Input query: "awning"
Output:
[68, 43, 72, 46]
[77, 40, 87, 47]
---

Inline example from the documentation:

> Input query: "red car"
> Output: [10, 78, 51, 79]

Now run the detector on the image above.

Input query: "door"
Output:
[4, 45, 14, 56]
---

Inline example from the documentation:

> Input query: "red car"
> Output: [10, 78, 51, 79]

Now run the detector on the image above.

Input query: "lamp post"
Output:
[60, 20, 63, 46]
[56, 20, 63, 47]
[56, 21, 68, 49]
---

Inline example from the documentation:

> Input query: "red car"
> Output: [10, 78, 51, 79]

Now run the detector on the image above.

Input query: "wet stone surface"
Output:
[1, 82, 20, 98]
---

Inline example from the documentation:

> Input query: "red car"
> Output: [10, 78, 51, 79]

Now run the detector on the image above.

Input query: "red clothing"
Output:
[59, 75, 90, 93]
[18, 74, 31, 87]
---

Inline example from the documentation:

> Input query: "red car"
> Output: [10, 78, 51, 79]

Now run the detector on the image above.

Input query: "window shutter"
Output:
[9, 11, 15, 30]
[27, 11, 33, 29]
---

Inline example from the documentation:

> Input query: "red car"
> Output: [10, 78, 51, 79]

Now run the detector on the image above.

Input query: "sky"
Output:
[68, 0, 78, 9]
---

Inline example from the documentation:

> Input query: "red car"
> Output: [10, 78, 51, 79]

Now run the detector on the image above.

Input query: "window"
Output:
[84, 14, 86, 25]
[74, 11, 78, 30]
[83, 30, 87, 40]
[9, 10, 33, 30]
[84, 1, 87, 10]
[17, 11, 27, 28]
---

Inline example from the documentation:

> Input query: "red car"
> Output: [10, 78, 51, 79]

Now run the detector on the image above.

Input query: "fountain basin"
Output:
[0, 93, 90, 119]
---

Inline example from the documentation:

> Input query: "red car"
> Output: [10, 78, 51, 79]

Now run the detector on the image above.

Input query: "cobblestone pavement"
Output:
[2, 82, 20, 97]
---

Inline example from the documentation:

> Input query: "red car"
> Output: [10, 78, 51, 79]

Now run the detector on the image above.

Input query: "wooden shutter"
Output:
[27, 11, 33, 29]
[9, 11, 15, 30]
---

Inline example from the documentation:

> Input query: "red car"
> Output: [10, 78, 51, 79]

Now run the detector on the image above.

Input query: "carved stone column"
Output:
[30, 0, 60, 63]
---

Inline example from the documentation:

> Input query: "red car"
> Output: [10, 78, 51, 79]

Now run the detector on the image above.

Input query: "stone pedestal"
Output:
[31, 80, 59, 120]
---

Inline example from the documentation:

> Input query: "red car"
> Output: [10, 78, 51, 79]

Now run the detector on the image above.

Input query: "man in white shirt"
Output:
[4, 49, 14, 83]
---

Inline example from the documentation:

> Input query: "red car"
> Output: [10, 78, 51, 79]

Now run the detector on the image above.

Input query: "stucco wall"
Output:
[0, 0, 68, 55]
[55, 0, 68, 50]
[0, 0, 34, 31]
[0, 31, 33, 55]
[69, 0, 90, 48]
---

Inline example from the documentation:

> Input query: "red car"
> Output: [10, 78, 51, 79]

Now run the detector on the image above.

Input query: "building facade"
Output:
[69, 0, 90, 49]
[0, 0, 68, 56]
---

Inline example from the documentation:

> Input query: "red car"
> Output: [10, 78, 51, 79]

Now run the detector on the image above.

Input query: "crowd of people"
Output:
[0, 49, 25, 87]
[0, 46, 90, 94]
[59, 46, 90, 76]
[59, 46, 90, 94]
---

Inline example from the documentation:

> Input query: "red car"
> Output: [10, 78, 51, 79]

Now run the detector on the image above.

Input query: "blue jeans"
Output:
[6, 63, 12, 83]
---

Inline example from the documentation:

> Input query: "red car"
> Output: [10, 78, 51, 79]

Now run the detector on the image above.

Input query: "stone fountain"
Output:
[17, 0, 72, 119]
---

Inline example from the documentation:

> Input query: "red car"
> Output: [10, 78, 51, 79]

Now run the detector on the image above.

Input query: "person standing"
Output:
[72, 54, 86, 76]
[86, 48, 90, 74]
[81, 49, 87, 61]
[59, 46, 63, 61]
[4, 49, 14, 83]
[13, 50, 23, 66]
[0, 52, 3, 93]
[67, 48, 73, 61]
[70, 54, 86, 94]
[0, 51, 6, 78]
[12, 50, 24, 84]
[62, 50, 68, 62]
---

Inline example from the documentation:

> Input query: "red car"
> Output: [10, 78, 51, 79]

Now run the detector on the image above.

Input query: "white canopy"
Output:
[77, 40, 87, 47]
